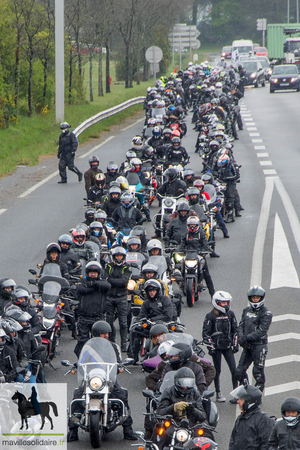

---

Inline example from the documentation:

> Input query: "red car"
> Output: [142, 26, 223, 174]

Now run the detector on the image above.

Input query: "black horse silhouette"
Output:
[11, 390, 58, 430]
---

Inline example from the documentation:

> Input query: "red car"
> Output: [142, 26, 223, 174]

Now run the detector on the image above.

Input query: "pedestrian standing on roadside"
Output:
[57, 122, 83, 184]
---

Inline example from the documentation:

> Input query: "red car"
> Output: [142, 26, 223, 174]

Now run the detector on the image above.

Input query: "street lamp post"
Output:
[55, 0, 64, 124]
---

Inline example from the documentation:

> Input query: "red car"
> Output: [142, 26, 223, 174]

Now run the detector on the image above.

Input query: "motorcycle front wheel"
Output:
[89, 411, 102, 448]
[186, 278, 195, 308]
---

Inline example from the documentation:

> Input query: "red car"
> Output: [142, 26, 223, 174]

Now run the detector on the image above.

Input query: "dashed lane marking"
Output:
[269, 333, 300, 343]
[254, 145, 266, 150]
[121, 118, 144, 132]
[249, 133, 260, 136]
[263, 169, 277, 175]
[265, 382, 300, 396]
[0, 209, 7, 215]
[252, 139, 263, 143]
[79, 136, 115, 159]
[260, 161, 273, 166]
[257, 153, 269, 157]
[273, 314, 300, 322]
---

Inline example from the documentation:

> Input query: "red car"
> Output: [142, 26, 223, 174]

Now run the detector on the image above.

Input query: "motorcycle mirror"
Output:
[37, 263, 42, 270]
[28, 279, 37, 285]
[134, 431, 145, 439]
[202, 390, 215, 399]
[123, 357, 136, 366]
[61, 360, 72, 366]
[36, 345, 45, 353]
[29, 269, 37, 275]
[142, 389, 155, 399]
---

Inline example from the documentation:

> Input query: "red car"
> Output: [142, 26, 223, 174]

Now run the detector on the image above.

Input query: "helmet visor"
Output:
[176, 377, 195, 389]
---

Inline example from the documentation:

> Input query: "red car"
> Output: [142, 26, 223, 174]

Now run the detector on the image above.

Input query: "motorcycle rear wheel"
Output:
[89, 411, 102, 448]
[186, 278, 195, 307]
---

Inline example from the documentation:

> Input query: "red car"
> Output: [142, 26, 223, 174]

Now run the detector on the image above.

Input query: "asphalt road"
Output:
[1, 83, 300, 449]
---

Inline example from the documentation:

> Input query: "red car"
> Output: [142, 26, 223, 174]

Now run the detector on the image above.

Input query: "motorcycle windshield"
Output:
[160, 370, 176, 393]
[148, 256, 167, 278]
[164, 332, 194, 348]
[87, 241, 100, 263]
[42, 281, 61, 304]
[152, 108, 166, 118]
[41, 263, 61, 277]
[39, 264, 70, 304]
[126, 172, 140, 186]
[204, 185, 217, 204]
[77, 337, 118, 386]
[43, 303, 57, 319]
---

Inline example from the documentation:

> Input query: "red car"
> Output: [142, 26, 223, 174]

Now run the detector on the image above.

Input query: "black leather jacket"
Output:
[238, 305, 272, 346]
[268, 418, 300, 449]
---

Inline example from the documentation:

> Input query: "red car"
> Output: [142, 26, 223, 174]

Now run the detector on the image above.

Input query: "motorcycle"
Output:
[62, 337, 131, 448]
[153, 193, 185, 238]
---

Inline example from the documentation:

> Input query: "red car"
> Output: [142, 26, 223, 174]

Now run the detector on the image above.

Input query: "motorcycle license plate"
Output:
[280, 83, 289, 86]
[126, 253, 138, 262]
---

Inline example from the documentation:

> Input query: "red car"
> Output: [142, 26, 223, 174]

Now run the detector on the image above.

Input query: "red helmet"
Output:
[193, 179, 205, 191]
[71, 228, 86, 246]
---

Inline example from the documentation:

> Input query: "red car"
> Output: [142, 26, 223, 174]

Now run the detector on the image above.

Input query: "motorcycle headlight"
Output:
[176, 429, 189, 442]
[164, 198, 174, 207]
[185, 260, 198, 268]
[174, 253, 184, 263]
[127, 279, 136, 291]
[42, 318, 56, 329]
[89, 376, 105, 391]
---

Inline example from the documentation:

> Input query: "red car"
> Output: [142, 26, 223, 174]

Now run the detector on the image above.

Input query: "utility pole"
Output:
[55, 0, 64, 124]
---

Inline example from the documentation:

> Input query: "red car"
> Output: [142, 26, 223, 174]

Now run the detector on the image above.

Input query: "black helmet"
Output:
[150, 323, 168, 339]
[111, 246, 126, 265]
[247, 286, 265, 310]
[94, 210, 107, 222]
[131, 225, 147, 242]
[183, 169, 195, 182]
[165, 167, 178, 182]
[127, 236, 141, 252]
[167, 343, 192, 369]
[202, 173, 214, 183]
[85, 208, 95, 224]
[184, 438, 217, 450]
[0, 318, 22, 337]
[0, 278, 16, 299]
[13, 289, 31, 309]
[109, 186, 121, 201]
[141, 263, 158, 279]
[5, 305, 32, 327]
[107, 161, 118, 173]
[209, 140, 220, 152]
[187, 187, 200, 205]
[174, 366, 195, 395]
[281, 397, 300, 427]
[144, 279, 161, 301]
[85, 261, 101, 280]
[92, 320, 112, 337]
[46, 243, 61, 261]
[177, 202, 190, 221]
[172, 136, 181, 148]
[89, 155, 100, 169]
[230, 384, 262, 412]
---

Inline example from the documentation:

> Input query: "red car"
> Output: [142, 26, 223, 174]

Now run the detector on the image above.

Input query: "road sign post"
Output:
[145, 46, 163, 83]
[257, 18, 267, 48]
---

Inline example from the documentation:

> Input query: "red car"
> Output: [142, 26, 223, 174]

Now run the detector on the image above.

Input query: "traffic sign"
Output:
[257, 18, 267, 31]
[145, 46, 163, 63]
[169, 23, 200, 49]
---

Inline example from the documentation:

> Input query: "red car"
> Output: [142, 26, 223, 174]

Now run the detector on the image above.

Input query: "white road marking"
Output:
[263, 169, 277, 175]
[121, 118, 144, 131]
[246, 122, 256, 126]
[273, 314, 300, 322]
[79, 136, 115, 158]
[0, 209, 7, 215]
[260, 161, 273, 166]
[18, 171, 59, 198]
[241, 113, 252, 117]
[250, 176, 275, 286]
[243, 118, 253, 121]
[257, 153, 269, 157]
[266, 355, 300, 367]
[265, 381, 300, 396]
[247, 127, 258, 131]
[249, 133, 260, 136]
[270, 213, 300, 289]
[269, 333, 300, 343]
[252, 139, 263, 143]
[254, 145, 266, 150]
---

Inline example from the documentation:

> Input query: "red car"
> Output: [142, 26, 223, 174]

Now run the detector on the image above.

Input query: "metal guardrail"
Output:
[73, 96, 146, 137]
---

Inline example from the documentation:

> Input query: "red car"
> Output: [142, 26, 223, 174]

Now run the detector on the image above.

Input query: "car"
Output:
[221, 46, 232, 59]
[269, 64, 300, 93]
[254, 47, 268, 57]
[242, 60, 266, 87]
[251, 56, 272, 80]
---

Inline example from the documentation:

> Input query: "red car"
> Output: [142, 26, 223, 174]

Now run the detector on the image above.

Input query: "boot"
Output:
[58, 179, 67, 184]
[210, 251, 220, 258]
[78, 171, 83, 182]
[223, 233, 230, 238]
[67, 427, 78, 442]
[123, 426, 138, 440]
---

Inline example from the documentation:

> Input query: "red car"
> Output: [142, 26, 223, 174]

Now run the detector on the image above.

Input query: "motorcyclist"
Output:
[105, 247, 131, 352]
[164, 201, 190, 246]
[70, 228, 94, 262]
[87, 173, 106, 206]
[133, 263, 169, 306]
[166, 136, 189, 166]
[39, 242, 69, 279]
[101, 186, 122, 218]
[104, 161, 120, 186]
[202, 291, 238, 403]
[157, 167, 186, 198]
[0, 328, 19, 382]
[94, 210, 116, 245]
[186, 187, 207, 222]
[178, 216, 216, 297]
[7, 289, 40, 335]
[112, 192, 144, 231]
[0, 278, 16, 316]
[67, 320, 137, 442]
[57, 122, 82, 184]
[119, 150, 137, 174]
[268, 397, 300, 449]
[88, 221, 107, 247]
[128, 279, 173, 363]
[147, 127, 164, 151]
[217, 153, 241, 223]
[156, 128, 173, 159]
[58, 234, 80, 273]
[84, 155, 103, 195]
[183, 169, 195, 188]
[125, 158, 151, 220]
[74, 261, 111, 357]
[83, 208, 95, 226]
[235, 286, 272, 393]
[229, 384, 274, 450]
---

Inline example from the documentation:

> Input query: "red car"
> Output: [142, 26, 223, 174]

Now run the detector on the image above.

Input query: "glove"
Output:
[232, 345, 239, 354]
[57, 154, 60, 159]
[238, 336, 248, 347]
[207, 346, 215, 356]
[174, 401, 189, 413]
[186, 404, 195, 414]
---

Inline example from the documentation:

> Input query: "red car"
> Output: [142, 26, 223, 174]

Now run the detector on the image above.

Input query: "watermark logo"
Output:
[1, 383, 67, 449]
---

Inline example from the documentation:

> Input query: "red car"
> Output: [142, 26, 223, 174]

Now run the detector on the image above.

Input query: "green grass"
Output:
[0, 49, 210, 178]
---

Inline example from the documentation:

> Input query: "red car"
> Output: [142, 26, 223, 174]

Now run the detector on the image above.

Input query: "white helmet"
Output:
[158, 340, 175, 359]
[212, 290, 232, 314]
